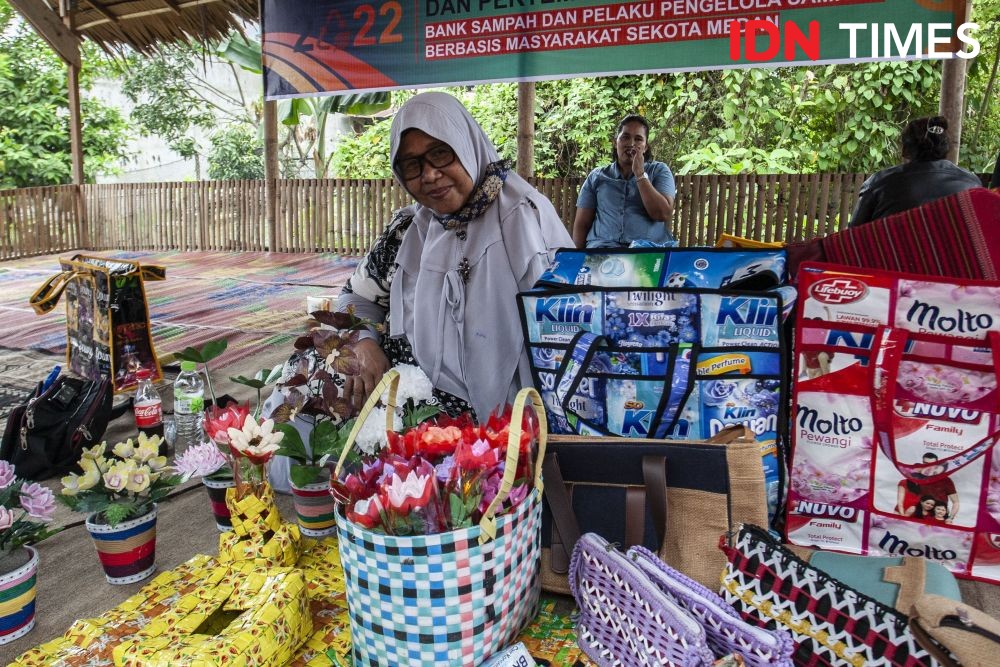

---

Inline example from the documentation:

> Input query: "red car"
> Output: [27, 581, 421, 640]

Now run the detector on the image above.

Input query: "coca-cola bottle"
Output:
[134, 369, 167, 455]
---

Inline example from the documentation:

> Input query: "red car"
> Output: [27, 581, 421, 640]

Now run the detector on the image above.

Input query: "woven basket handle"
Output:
[334, 369, 399, 478]
[478, 387, 547, 544]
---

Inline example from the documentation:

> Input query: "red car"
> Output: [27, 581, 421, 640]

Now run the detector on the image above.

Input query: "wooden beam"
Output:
[76, 0, 226, 30]
[160, 0, 183, 15]
[8, 0, 81, 67]
[87, 0, 120, 24]
[517, 82, 535, 178]
[264, 100, 279, 251]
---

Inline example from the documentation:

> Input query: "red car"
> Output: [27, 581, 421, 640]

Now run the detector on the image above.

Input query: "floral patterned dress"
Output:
[341, 209, 475, 419]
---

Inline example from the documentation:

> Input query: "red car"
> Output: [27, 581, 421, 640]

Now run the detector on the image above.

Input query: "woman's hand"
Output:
[631, 148, 645, 177]
[345, 338, 391, 412]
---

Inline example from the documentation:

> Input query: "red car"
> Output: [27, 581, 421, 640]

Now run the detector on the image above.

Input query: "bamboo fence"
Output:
[1, 173, 876, 259]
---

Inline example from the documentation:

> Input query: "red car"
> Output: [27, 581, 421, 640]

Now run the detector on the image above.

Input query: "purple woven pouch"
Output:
[627, 545, 795, 667]
[569, 532, 715, 667]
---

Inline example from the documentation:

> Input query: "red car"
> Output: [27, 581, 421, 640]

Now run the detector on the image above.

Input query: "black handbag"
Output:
[0, 375, 113, 480]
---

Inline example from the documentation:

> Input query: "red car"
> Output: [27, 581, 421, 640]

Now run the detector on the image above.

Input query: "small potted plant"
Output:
[0, 461, 59, 644]
[270, 310, 439, 536]
[59, 433, 182, 584]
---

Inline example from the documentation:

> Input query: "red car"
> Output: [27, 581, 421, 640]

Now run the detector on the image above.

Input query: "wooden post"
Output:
[939, 0, 973, 164]
[264, 99, 279, 251]
[517, 82, 535, 178]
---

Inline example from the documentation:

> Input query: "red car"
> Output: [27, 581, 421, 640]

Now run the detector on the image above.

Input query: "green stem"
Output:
[203, 362, 218, 407]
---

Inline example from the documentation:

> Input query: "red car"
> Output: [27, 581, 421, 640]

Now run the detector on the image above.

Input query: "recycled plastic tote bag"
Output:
[30, 254, 165, 393]
[787, 262, 1000, 583]
[518, 285, 790, 521]
[333, 372, 546, 667]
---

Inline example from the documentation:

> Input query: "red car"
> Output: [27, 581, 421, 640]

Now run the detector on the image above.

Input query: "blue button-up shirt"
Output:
[576, 161, 676, 248]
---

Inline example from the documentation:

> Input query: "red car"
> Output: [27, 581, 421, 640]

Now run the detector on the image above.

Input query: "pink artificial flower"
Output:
[19, 482, 56, 521]
[455, 438, 500, 471]
[0, 506, 15, 531]
[0, 461, 15, 489]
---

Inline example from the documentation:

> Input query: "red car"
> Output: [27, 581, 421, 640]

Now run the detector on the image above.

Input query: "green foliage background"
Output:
[1, 0, 997, 186]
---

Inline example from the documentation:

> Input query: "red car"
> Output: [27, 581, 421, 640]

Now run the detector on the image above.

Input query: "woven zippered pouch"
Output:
[627, 545, 794, 667]
[569, 532, 715, 667]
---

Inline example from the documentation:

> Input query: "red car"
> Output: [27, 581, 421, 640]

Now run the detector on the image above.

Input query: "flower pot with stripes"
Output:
[203, 476, 236, 532]
[290, 473, 337, 537]
[0, 546, 39, 645]
[86, 505, 158, 585]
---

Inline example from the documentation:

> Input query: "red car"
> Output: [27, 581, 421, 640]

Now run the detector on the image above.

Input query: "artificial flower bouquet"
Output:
[59, 433, 182, 527]
[331, 407, 539, 536]
[0, 461, 59, 558]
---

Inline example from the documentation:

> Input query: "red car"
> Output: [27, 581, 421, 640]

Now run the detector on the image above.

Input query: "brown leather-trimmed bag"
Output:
[541, 425, 768, 593]
[910, 595, 1000, 667]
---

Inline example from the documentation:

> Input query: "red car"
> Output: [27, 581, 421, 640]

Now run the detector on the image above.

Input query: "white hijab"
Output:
[388, 92, 571, 417]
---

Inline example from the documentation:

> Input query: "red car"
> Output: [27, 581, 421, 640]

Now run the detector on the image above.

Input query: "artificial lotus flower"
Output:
[19, 482, 56, 521]
[204, 403, 251, 445]
[0, 507, 15, 532]
[454, 438, 501, 471]
[0, 461, 16, 489]
[228, 415, 284, 465]
[347, 496, 384, 529]
[382, 470, 435, 515]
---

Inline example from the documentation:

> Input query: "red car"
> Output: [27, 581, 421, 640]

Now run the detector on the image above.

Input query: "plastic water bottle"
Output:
[173, 360, 205, 454]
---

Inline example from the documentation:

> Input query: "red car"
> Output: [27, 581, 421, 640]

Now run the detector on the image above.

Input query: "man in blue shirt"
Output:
[572, 114, 676, 248]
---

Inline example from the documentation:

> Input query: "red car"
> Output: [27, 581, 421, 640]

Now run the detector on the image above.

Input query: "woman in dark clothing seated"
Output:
[849, 116, 982, 227]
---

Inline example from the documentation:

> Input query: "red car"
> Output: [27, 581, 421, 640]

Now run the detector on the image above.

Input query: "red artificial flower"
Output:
[347, 496, 384, 529]
[204, 403, 251, 444]
[454, 437, 501, 471]
[380, 469, 436, 515]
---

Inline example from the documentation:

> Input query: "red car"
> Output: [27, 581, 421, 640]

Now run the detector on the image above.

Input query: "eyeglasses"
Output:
[394, 144, 457, 180]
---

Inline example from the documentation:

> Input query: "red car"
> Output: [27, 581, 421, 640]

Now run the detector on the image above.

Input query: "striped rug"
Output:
[0, 251, 359, 372]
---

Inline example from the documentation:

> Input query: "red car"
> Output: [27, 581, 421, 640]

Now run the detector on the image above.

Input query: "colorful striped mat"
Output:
[0, 251, 359, 372]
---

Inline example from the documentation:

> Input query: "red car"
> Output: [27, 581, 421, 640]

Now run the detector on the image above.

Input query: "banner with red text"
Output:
[262, 0, 972, 99]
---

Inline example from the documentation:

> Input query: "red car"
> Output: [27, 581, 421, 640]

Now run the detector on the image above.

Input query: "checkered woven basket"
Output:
[334, 374, 546, 666]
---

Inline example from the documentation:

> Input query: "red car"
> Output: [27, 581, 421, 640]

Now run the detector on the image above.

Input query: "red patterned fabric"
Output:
[788, 188, 1000, 280]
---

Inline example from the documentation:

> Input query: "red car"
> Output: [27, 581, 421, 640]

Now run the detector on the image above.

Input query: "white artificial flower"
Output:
[227, 415, 284, 461]
[353, 407, 402, 456]
[391, 364, 435, 406]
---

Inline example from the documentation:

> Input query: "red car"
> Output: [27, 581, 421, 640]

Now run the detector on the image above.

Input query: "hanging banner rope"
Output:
[262, 0, 974, 99]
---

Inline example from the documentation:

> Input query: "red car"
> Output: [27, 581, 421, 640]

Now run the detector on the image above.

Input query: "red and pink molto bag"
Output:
[787, 262, 1000, 583]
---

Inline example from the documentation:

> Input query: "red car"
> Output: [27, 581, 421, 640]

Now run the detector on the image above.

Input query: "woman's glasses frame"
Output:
[394, 144, 458, 181]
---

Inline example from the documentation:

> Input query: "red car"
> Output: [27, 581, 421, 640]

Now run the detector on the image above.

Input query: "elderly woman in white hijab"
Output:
[339, 92, 572, 419]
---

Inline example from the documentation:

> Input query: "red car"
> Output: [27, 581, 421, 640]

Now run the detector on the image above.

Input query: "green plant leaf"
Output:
[275, 423, 309, 464]
[103, 501, 136, 527]
[290, 464, 323, 488]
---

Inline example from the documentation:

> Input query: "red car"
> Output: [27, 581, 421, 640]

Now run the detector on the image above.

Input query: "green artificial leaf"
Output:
[229, 374, 266, 389]
[264, 364, 284, 385]
[275, 423, 309, 464]
[290, 464, 323, 488]
[103, 501, 136, 527]
[175, 339, 228, 364]
[449, 493, 468, 527]
[310, 419, 341, 458]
